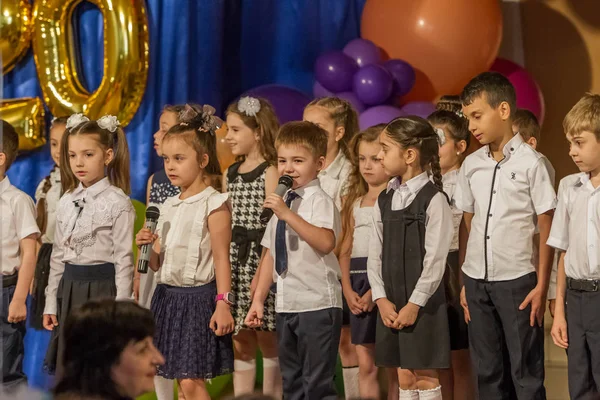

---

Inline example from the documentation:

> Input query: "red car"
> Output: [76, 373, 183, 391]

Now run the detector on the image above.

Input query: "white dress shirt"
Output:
[35, 167, 61, 244]
[547, 173, 600, 280]
[442, 169, 462, 252]
[367, 172, 454, 307]
[44, 178, 135, 315]
[156, 186, 228, 287]
[455, 134, 556, 281]
[261, 179, 342, 313]
[318, 150, 351, 210]
[0, 177, 40, 276]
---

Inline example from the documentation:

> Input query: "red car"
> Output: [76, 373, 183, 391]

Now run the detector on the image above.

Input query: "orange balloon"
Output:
[361, 0, 502, 102]
[215, 123, 236, 173]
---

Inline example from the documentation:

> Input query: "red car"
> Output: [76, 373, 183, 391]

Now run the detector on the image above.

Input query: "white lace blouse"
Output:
[44, 178, 135, 315]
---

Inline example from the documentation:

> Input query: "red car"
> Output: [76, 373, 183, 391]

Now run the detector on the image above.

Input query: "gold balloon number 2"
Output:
[0, 0, 149, 151]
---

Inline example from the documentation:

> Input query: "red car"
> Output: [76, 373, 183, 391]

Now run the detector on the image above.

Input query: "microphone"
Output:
[137, 206, 160, 274]
[260, 175, 294, 224]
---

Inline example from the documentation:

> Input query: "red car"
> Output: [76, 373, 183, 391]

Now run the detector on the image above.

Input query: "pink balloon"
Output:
[489, 58, 545, 124]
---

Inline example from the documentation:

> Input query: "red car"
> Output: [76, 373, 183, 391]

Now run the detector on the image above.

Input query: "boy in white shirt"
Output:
[549, 93, 600, 399]
[455, 73, 556, 399]
[246, 121, 342, 400]
[0, 120, 40, 390]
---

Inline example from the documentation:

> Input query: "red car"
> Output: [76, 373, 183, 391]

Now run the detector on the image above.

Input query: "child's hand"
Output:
[460, 286, 471, 324]
[361, 289, 375, 313]
[393, 302, 420, 330]
[550, 313, 568, 349]
[519, 284, 546, 327]
[135, 228, 157, 248]
[549, 299, 556, 318]
[209, 302, 234, 336]
[8, 299, 27, 324]
[376, 298, 398, 328]
[43, 314, 59, 331]
[263, 194, 291, 221]
[245, 301, 264, 328]
[343, 288, 363, 315]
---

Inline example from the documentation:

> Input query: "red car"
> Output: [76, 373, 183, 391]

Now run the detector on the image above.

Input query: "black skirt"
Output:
[349, 257, 377, 345]
[151, 281, 234, 380]
[44, 263, 117, 375]
[30, 243, 52, 330]
[444, 251, 469, 350]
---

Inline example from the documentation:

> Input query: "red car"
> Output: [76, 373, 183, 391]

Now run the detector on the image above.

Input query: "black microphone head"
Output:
[145, 206, 160, 221]
[278, 175, 293, 188]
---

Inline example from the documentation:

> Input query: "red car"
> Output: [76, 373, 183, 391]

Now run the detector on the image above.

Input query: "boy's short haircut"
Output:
[1, 120, 19, 171]
[460, 72, 517, 117]
[275, 121, 328, 158]
[513, 108, 541, 143]
[563, 93, 600, 140]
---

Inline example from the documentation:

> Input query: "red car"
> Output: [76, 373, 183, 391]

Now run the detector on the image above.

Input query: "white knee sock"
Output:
[399, 388, 420, 399]
[233, 358, 256, 395]
[262, 357, 283, 399]
[418, 386, 442, 400]
[154, 376, 175, 400]
[342, 366, 360, 399]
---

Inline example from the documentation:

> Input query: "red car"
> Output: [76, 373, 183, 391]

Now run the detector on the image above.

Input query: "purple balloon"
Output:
[343, 38, 381, 68]
[313, 81, 333, 98]
[359, 105, 405, 130]
[314, 51, 358, 93]
[401, 101, 437, 119]
[245, 84, 311, 123]
[383, 59, 416, 97]
[353, 64, 394, 106]
[337, 91, 366, 113]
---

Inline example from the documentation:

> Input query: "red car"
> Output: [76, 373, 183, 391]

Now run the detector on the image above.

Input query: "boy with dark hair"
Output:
[456, 72, 556, 399]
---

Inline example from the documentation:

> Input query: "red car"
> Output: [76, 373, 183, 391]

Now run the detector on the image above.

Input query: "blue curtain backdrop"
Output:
[4, 0, 366, 390]
[4, 0, 366, 202]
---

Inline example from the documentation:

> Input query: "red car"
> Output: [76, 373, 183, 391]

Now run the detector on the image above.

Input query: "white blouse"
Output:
[156, 186, 228, 287]
[35, 167, 62, 244]
[442, 169, 462, 252]
[351, 201, 373, 259]
[44, 178, 135, 315]
[318, 150, 351, 210]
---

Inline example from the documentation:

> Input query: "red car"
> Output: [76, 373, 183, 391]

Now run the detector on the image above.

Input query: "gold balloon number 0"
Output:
[0, 0, 149, 151]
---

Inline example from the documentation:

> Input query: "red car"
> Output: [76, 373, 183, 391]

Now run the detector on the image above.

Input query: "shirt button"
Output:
[489, 213, 493, 217]
[496, 166, 501, 170]
[510, 147, 514, 151]
[486, 236, 490, 239]
[493, 190, 497, 194]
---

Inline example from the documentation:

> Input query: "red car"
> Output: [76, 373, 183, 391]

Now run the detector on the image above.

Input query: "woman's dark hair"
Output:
[53, 299, 155, 400]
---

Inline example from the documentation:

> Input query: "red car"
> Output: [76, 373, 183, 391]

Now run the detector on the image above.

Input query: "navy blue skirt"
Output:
[151, 281, 234, 380]
[44, 262, 117, 375]
[349, 257, 378, 345]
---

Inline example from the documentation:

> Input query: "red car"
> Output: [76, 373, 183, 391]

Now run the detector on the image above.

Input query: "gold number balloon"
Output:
[0, 0, 32, 73]
[0, 98, 46, 151]
[32, 0, 149, 126]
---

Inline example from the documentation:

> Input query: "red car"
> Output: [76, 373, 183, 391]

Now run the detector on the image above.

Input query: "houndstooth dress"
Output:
[227, 161, 276, 333]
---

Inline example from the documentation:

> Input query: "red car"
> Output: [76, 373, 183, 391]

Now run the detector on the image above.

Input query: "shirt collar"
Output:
[576, 173, 600, 193]
[172, 185, 215, 205]
[319, 150, 347, 179]
[0, 176, 11, 196]
[484, 133, 524, 160]
[386, 172, 429, 194]
[442, 169, 459, 185]
[290, 179, 321, 200]
[72, 177, 111, 201]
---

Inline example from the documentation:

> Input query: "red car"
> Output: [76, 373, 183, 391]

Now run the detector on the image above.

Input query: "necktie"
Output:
[275, 191, 299, 276]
